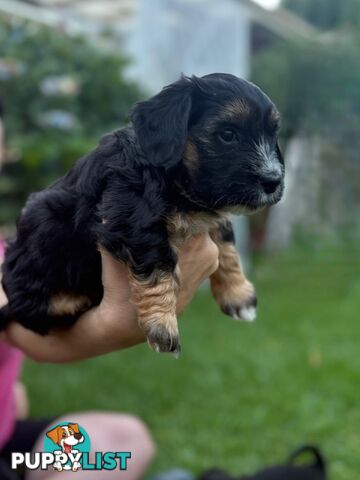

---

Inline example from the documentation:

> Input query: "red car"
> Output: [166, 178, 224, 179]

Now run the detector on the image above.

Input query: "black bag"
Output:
[199, 445, 326, 480]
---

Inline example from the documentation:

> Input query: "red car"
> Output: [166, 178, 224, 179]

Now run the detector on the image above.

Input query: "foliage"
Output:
[253, 5, 360, 242]
[23, 247, 360, 479]
[252, 36, 360, 149]
[283, 0, 360, 30]
[0, 133, 97, 223]
[0, 17, 142, 224]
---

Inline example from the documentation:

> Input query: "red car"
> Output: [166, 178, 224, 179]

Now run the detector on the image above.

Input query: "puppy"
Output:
[46, 423, 84, 472]
[199, 445, 327, 480]
[46, 423, 84, 454]
[0, 73, 284, 354]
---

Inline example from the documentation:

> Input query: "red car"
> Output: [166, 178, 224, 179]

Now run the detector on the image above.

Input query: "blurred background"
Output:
[0, 0, 359, 478]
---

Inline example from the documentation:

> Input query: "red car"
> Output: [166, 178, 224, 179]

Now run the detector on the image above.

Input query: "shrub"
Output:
[0, 18, 142, 224]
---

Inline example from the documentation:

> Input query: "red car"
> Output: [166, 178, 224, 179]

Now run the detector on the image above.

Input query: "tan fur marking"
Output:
[183, 141, 199, 174]
[68, 423, 80, 434]
[130, 268, 180, 335]
[167, 212, 224, 245]
[222, 100, 251, 119]
[210, 234, 254, 306]
[46, 426, 63, 446]
[269, 108, 281, 126]
[48, 293, 91, 316]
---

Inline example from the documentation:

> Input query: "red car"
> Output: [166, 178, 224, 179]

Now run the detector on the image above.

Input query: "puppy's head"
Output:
[46, 423, 84, 453]
[131, 73, 284, 213]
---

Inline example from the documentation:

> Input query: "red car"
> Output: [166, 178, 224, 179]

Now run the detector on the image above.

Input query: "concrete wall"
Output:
[126, 0, 251, 92]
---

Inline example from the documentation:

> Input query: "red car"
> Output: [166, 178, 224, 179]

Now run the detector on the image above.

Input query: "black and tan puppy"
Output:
[0, 73, 284, 354]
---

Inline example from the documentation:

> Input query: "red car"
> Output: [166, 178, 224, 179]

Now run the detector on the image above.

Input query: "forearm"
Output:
[1, 234, 219, 363]
[1, 281, 194, 364]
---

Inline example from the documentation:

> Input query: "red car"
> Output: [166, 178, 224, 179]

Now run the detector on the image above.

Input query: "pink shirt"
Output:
[0, 344, 22, 449]
[0, 237, 23, 450]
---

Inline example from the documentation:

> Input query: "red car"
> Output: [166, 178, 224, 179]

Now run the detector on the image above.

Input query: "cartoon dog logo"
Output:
[46, 423, 84, 471]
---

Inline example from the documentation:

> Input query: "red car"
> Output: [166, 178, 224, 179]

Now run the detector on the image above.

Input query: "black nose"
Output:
[260, 174, 282, 195]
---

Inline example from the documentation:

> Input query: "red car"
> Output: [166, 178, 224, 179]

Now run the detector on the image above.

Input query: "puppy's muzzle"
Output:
[259, 170, 282, 194]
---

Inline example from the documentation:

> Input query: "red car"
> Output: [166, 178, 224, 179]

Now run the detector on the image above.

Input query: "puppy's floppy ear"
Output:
[68, 423, 80, 434]
[130, 76, 193, 168]
[276, 141, 284, 165]
[46, 426, 61, 445]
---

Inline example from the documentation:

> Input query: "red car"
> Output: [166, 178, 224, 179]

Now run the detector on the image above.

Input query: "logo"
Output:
[11, 422, 131, 473]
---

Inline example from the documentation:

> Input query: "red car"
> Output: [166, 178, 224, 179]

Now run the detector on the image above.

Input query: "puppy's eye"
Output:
[218, 129, 236, 144]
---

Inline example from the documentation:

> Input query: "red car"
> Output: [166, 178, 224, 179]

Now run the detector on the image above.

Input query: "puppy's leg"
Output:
[96, 191, 181, 353]
[130, 265, 181, 354]
[210, 219, 257, 322]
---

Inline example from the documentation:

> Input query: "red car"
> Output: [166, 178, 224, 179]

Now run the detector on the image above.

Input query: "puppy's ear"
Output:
[130, 77, 193, 168]
[276, 141, 284, 164]
[69, 423, 80, 434]
[46, 426, 61, 445]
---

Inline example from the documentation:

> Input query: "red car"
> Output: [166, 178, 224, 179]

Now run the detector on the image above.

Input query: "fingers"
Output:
[176, 234, 219, 314]
[98, 246, 131, 304]
[99, 237, 218, 304]
[200, 234, 220, 276]
[180, 233, 219, 278]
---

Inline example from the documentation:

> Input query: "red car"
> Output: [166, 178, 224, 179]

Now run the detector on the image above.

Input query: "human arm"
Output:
[0, 234, 218, 363]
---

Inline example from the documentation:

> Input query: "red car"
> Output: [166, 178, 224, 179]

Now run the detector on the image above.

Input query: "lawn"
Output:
[23, 246, 360, 479]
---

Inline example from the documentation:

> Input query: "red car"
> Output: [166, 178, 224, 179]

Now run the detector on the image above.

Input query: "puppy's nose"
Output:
[74, 433, 82, 440]
[260, 173, 282, 194]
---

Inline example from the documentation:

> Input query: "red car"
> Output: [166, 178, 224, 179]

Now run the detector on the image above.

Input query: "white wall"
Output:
[126, 0, 251, 92]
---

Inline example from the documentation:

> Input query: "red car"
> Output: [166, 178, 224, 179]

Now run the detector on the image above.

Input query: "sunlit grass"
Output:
[23, 247, 360, 479]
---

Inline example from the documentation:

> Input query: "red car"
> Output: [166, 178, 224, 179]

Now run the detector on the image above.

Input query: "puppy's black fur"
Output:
[199, 445, 326, 480]
[0, 73, 284, 352]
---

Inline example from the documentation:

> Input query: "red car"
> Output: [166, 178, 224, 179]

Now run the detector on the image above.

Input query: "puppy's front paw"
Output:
[72, 461, 82, 472]
[216, 280, 257, 322]
[53, 462, 63, 472]
[221, 295, 257, 322]
[145, 317, 181, 356]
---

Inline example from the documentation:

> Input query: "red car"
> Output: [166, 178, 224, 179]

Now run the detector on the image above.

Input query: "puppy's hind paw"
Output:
[221, 295, 257, 322]
[146, 321, 181, 356]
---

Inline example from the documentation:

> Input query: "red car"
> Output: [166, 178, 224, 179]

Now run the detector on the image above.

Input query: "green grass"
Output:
[23, 247, 360, 479]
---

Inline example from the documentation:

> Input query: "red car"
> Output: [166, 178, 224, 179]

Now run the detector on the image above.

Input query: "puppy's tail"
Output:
[0, 304, 12, 331]
[288, 445, 326, 473]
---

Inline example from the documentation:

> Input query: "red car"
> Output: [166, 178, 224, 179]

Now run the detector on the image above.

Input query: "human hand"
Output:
[0, 234, 219, 362]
